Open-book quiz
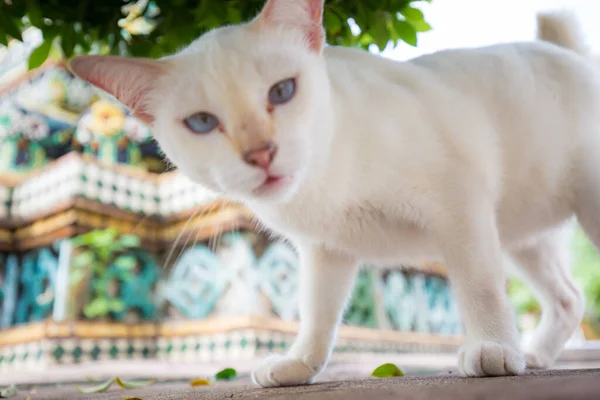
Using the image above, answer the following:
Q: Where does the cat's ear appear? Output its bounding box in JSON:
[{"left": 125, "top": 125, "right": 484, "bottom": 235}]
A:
[
  {"left": 255, "top": 0, "right": 325, "bottom": 53},
  {"left": 68, "top": 55, "right": 169, "bottom": 124}
]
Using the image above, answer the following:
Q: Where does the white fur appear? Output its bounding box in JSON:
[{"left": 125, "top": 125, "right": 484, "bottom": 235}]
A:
[{"left": 70, "top": 2, "right": 598, "bottom": 387}]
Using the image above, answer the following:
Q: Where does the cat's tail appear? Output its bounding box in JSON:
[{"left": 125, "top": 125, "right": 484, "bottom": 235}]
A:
[{"left": 536, "top": 10, "right": 589, "bottom": 55}]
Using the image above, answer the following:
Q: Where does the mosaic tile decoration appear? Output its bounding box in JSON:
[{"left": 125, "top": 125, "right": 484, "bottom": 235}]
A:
[
  {"left": 81, "top": 161, "right": 159, "bottom": 215},
  {"left": 157, "top": 172, "right": 220, "bottom": 217},
  {"left": 0, "top": 254, "right": 18, "bottom": 328},
  {"left": 0, "top": 325, "right": 461, "bottom": 372},
  {"left": 0, "top": 340, "right": 46, "bottom": 372},
  {"left": 10, "top": 154, "right": 83, "bottom": 220},
  {"left": 164, "top": 233, "right": 462, "bottom": 335},
  {"left": 0, "top": 184, "right": 11, "bottom": 221},
  {"left": 8, "top": 153, "right": 222, "bottom": 221},
  {"left": 0, "top": 62, "right": 167, "bottom": 175},
  {"left": 1, "top": 229, "right": 459, "bottom": 332}
]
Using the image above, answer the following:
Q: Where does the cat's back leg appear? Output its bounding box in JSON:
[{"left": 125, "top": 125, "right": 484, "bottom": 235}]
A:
[{"left": 508, "top": 224, "right": 584, "bottom": 369}]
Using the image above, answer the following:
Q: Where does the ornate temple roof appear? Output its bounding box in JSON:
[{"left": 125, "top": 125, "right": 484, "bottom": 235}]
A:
[
  {"left": 0, "top": 34, "right": 240, "bottom": 253},
  {"left": 0, "top": 52, "right": 163, "bottom": 175}
]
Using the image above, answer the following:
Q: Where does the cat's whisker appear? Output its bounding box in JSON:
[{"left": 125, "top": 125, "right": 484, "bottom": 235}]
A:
[
  {"left": 209, "top": 201, "right": 226, "bottom": 253},
  {"left": 195, "top": 199, "right": 223, "bottom": 253},
  {"left": 130, "top": 214, "right": 150, "bottom": 235},
  {"left": 168, "top": 196, "right": 224, "bottom": 269},
  {"left": 216, "top": 199, "right": 231, "bottom": 251},
  {"left": 190, "top": 217, "right": 206, "bottom": 251},
  {"left": 163, "top": 206, "right": 203, "bottom": 269},
  {"left": 169, "top": 211, "right": 206, "bottom": 271}
]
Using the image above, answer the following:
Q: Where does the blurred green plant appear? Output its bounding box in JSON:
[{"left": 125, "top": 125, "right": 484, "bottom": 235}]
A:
[
  {"left": 507, "top": 226, "right": 600, "bottom": 325},
  {"left": 507, "top": 277, "right": 540, "bottom": 317},
  {"left": 70, "top": 228, "right": 141, "bottom": 319},
  {"left": 0, "top": 0, "right": 432, "bottom": 70},
  {"left": 572, "top": 227, "right": 600, "bottom": 320}
]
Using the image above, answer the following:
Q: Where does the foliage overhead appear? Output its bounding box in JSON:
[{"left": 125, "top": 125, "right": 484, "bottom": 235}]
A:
[{"left": 0, "top": 0, "right": 432, "bottom": 70}]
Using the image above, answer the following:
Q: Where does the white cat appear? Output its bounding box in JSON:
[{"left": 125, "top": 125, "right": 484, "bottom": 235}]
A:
[{"left": 70, "top": 1, "right": 597, "bottom": 387}]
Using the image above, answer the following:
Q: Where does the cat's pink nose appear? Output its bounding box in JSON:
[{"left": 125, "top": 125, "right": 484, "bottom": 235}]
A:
[{"left": 243, "top": 142, "right": 278, "bottom": 170}]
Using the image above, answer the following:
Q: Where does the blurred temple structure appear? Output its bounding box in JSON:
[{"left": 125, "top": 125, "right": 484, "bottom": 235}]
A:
[{"left": 0, "top": 30, "right": 480, "bottom": 382}]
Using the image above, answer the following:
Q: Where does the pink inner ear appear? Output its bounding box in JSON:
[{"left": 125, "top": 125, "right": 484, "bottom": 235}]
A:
[
  {"left": 261, "top": 0, "right": 323, "bottom": 24},
  {"left": 307, "top": 0, "right": 323, "bottom": 23},
  {"left": 258, "top": 0, "right": 325, "bottom": 52},
  {"left": 69, "top": 55, "right": 167, "bottom": 124}
]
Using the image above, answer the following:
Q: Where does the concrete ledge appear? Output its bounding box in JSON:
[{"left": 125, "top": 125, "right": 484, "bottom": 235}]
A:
[{"left": 11, "top": 368, "right": 600, "bottom": 400}]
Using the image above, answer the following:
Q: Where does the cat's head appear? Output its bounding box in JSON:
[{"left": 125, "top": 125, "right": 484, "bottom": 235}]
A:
[{"left": 69, "top": 0, "right": 333, "bottom": 204}]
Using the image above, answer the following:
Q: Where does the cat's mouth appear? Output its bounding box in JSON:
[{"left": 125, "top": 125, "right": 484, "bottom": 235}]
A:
[{"left": 252, "top": 175, "right": 289, "bottom": 196}]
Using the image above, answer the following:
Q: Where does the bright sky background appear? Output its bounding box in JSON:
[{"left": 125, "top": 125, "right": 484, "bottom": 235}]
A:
[{"left": 383, "top": 0, "right": 600, "bottom": 61}]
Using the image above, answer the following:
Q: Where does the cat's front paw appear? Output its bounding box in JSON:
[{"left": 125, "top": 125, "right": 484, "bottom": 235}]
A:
[
  {"left": 251, "top": 354, "right": 323, "bottom": 388},
  {"left": 458, "top": 341, "right": 525, "bottom": 377}
]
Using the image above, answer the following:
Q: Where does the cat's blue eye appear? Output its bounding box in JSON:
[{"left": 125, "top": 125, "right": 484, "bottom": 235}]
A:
[
  {"left": 268, "top": 78, "right": 296, "bottom": 106},
  {"left": 183, "top": 112, "right": 219, "bottom": 134}
]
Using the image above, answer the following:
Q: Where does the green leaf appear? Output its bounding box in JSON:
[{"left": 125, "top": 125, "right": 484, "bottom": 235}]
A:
[
  {"left": 92, "top": 280, "right": 108, "bottom": 293},
  {"left": 226, "top": 7, "right": 242, "bottom": 24},
  {"left": 372, "top": 14, "right": 390, "bottom": 51},
  {"left": 400, "top": 6, "right": 424, "bottom": 21},
  {"left": 394, "top": 20, "right": 418, "bottom": 47},
  {"left": 0, "top": 385, "right": 17, "bottom": 398},
  {"left": 25, "top": 0, "right": 44, "bottom": 27},
  {"left": 74, "top": 378, "right": 115, "bottom": 394},
  {"left": 71, "top": 234, "right": 92, "bottom": 248},
  {"left": 109, "top": 299, "right": 126, "bottom": 313},
  {"left": 62, "top": 24, "right": 76, "bottom": 58},
  {"left": 77, "top": 33, "right": 92, "bottom": 53},
  {"left": 114, "top": 255, "right": 137, "bottom": 270},
  {"left": 119, "top": 234, "right": 141, "bottom": 248},
  {"left": 0, "top": 14, "right": 22, "bottom": 42},
  {"left": 408, "top": 19, "right": 432, "bottom": 33},
  {"left": 83, "top": 297, "right": 111, "bottom": 318},
  {"left": 68, "top": 268, "right": 87, "bottom": 285},
  {"left": 28, "top": 34, "right": 56, "bottom": 70},
  {"left": 73, "top": 250, "right": 94, "bottom": 267},
  {"left": 115, "top": 377, "right": 156, "bottom": 389},
  {"left": 324, "top": 9, "right": 342, "bottom": 34},
  {"left": 215, "top": 368, "right": 237, "bottom": 381},
  {"left": 97, "top": 247, "right": 113, "bottom": 262},
  {"left": 371, "top": 363, "right": 405, "bottom": 378},
  {"left": 119, "top": 272, "right": 136, "bottom": 281},
  {"left": 89, "top": 229, "right": 119, "bottom": 248},
  {"left": 0, "top": 25, "right": 8, "bottom": 46},
  {"left": 190, "top": 378, "right": 212, "bottom": 387}
]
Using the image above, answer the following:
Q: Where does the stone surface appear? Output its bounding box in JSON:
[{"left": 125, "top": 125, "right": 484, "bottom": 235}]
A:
[{"left": 11, "top": 368, "right": 600, "bottom": 400}]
